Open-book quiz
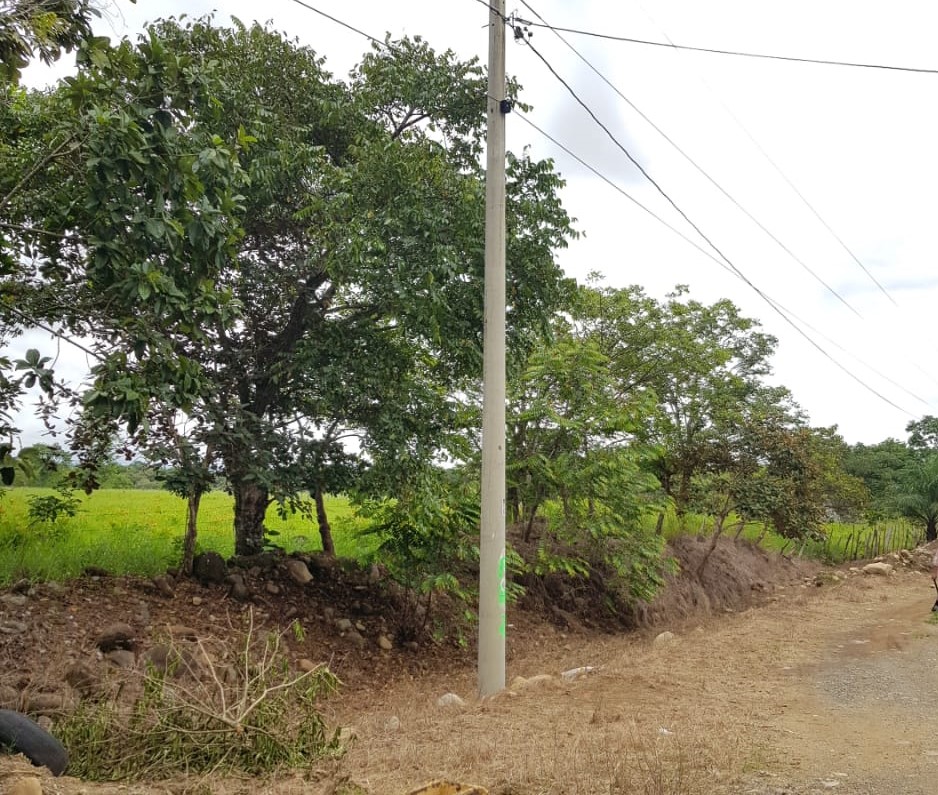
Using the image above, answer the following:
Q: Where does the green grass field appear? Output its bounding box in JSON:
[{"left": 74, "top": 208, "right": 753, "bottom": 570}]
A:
[
  {"left": 0, "top": 488, "right": 374, "bottom": 584},
  {"left": 0, "top": 488, "right": 924, "bottom": 585}
]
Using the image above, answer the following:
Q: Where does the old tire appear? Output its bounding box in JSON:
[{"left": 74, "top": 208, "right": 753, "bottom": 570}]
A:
[{"left": 0, "top": 709, "right": 68, "bottom": 775}]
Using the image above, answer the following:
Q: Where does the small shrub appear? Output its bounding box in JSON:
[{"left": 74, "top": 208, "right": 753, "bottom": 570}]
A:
[
  {"left": 54, "top": 610, "right": 341, "bottom": 780},
  {"left": 360, "top": 469, "right": 479, "bottom": 641},
  {"left": 27, "top": 484, "right": 80, "bottom": 526}
]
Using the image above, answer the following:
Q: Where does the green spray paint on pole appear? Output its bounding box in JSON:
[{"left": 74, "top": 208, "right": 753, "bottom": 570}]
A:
[{"left": 498, "top": 553, "right": 507, "bottom": 638}]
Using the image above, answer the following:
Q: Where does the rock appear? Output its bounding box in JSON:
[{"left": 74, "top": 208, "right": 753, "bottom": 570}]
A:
[
  {"left": 96, "top": 622, "right": 136, "bottom": 653},
  {"left": 297, "top": 658, "right": 320, "bottom": 673},
  {"left": 0, "top": 684, "right": 20, "bottom": 708},
  {"left": 437, "top": 692, "right": 467, "bottom": 708},
  {"left": 7, "top": 777, "right": 42, "bottom": 795},
  {"left": 335, "top": 618, "right": 354, "bottom": 633},
  {"left": 653, "top": 631, "right": 676, "bottom": 647},
  {"left": 226, "top": 573, "right": 248, "bottom": 601},
  {"left": 151, "top": 574, "right": 175, "bottom": 598},
  {"left": 191, "top": 596, "right": 203, "bottom": 606},
  {"left": 322, "top": 606, "right": 335, "bottom": 621},
  {"left": 285, "top": 559, "right": 313, "bottom": 585},
  {"left": 345, "top": 630, "right": 366, "bottom": 647},
  {"left": 83, "top": 565, "right": 109, "bottom": 578},
  {"left": 385, "top": 715, "right": 401, "bottom": 732},
  {"left": 192, "top": 551, "right": 228, "bottom": 585},
  {"left": 0, "top": 594, "right": 27, "bottom": 607},
  {"left": 25, "top": 692, "right": 64, "bottom": 713},
  {"left": 65, "top": 661, "right": 101, "bottom": 697},
  {"left": 862, "top": 562, "right": 893, "bottom": 576},
  {"left": 42, "top": 581, "right": 64, "bottom": 596},
  {"left": 510, "top": 674, "right": 555, "bottom": 691},
  {"left": 106, "top": 649, "right": 136, "bottom": 668},
  {"left": 10, "top": 578, "right": 31, "bottom": 594},
  {"left": 377, "top": 634, "right": 393, "bottom": 651},
  {"left": 143, "top": 645, "right": 171, "bottom": 673},
  {"left": 0, "top": 620, "right": 28, "bottom": 634},
  {"left": 307, "top": 554, "right": 339, "bottom": 578},
  {"left": 560, "top": 666, "right": 596, "bottom": 682},
  {"left": 265, "top": 581, "right": 281, "bottom": 595},
  {"left": 355, "top": 621, "right": 366, "bottom": 633}
]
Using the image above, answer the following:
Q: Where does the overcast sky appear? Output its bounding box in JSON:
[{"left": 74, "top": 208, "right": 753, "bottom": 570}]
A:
[{"left": 15, "top": 0, "right": 938, "bottom": 446}]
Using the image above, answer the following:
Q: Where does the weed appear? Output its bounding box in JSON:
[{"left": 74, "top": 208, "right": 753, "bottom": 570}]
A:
[{"left": 54, "top": 609, "right": 341, "bottom": 780}]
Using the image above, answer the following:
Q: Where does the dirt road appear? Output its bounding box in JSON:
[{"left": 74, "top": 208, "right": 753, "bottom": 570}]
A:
[{"left": 335, "top": 566, "right": 938, "bottom": 794}]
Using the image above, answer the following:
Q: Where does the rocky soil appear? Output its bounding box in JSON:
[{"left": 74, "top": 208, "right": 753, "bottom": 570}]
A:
[{"left": 0, "top": 538, "right": 935, "bottom": 794}]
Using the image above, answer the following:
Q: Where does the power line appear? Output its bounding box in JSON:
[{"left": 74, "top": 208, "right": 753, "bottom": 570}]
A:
[
  {"left": 269, "top": 0, "right": 922, "bottom": 417},
  {"left": 514, "top": 111, "right": 929, "bottom": 410},
  {"left": 515, "top": 32, "right": 916, "bottom": 416},
  {"left": 516, "top": 0, "right": 865, "bottom": 319},
  {"left": 285, "top": 0, "right": 386, "bottom": 48},
  {"left": 631, "top": 0, "right": 897, "bottom": 306},
  {"left": 511, "top": 17, "right": 938, "bottom": 75}
]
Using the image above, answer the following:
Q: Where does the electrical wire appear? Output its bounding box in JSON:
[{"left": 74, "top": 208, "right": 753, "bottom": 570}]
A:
[
  {"left": 268, "top": 0, "right": 924, "bottom": 417},
  {"left": 631, "top": 0, "right": 897, "bottom": 306},
  {"left": 285, "top": 0, "right": 386, "bottom": 48},
  {"left": 514, "top": 111, "right": 929, "bottom": 409},
  {"left": 516, "top": 0, "right": 865, "bottom": 319},
  {"left": 515, "top": 33, "right": 916, "bottom": 415},
  {"left": 510, "top": 16, "right": 938, "bottom": 75},
  {"left": 2, "top": 303, "right": 101, "bottom": 361}
]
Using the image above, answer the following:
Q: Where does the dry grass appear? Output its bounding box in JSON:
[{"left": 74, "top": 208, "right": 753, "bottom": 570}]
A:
[
  {"left": 331, "top": 629, "right": 755, "bottom": 795},
  {"left": 330, "top": 570, "right": 932, "bottom": 794}
]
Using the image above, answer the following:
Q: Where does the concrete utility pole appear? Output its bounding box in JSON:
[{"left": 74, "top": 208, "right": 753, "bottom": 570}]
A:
[{"left": 479, "top": 0, "right": 507, "bottom": 698}]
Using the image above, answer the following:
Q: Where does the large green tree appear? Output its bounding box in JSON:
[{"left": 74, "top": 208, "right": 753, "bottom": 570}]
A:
[
  {"left": 2, "top": 18, "right": 575, "bottom": 555},
  {"left": 843, "top": 438, "right": 912, "bottom": 519}
]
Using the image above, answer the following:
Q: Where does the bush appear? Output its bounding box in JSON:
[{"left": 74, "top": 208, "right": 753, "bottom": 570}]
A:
[
  {"left": 360, "top": 469, "right": 479, "bottom": 641},
  {"left": 54, "top": 610, "right": 340, "bottom": 780}
]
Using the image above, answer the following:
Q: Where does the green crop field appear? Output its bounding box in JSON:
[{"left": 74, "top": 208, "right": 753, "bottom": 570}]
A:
[{"left": 0, "top": 488, "right": 375, "bottom": 584}]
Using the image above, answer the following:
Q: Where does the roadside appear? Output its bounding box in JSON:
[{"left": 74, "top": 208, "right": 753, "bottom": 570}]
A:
[{"left": 1, "top": 543, "right": 937, "bottom": 793}]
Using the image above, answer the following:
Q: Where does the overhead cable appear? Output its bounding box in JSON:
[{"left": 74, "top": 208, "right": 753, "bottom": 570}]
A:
[
  {"left": 516, "top": 0, "right": 865, "bottom": 319},
  {"left": 511, "top": 16, "right": 938, "bottom": 75},
  {"left": 515, "top": 32, "right": 915, "bottom": 415}
]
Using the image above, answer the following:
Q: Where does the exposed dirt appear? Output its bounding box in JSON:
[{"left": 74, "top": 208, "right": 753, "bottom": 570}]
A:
[{"left": 0, "top": 538, "right": 936, "bottom": 794}]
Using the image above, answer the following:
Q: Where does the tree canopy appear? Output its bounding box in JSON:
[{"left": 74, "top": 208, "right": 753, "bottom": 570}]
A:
[{"left": 1, "top": 17, "right": 575, "bottom": 553}]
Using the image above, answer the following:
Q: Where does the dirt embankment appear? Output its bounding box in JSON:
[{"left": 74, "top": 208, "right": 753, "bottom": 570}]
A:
[{"left": 1, "top": 537, "right": 934, "bottom": 794}]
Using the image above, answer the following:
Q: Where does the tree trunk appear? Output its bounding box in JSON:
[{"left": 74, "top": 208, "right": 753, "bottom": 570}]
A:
[
  {"left": 654, "top": 511, "right": 665, "bottom": 536},
  {"left": 233, "top": 480, "right": 269, "bottom": 555},
  {"left": 506, "top": 485, "right": 521, "bottom": 525},
  {"left": 676, "top": 472, "right": 691, "bottom": 525},
  {"left": 522, "top": 502, "right": 541, "bottom": 543},
  {"left": 696, "top": 515, "right": 725, "bottom": 577},
  {"left": 181, "top": 490, "right": 202, "bottom": 576},
  {"left": 314, "top": 482, "right": 336, "bottom": 557},
  {"left": 927, "top": 516, "right": 937, "bottom": 542}
]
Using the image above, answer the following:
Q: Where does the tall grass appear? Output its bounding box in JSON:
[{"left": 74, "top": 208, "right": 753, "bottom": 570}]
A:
[{"left": 0, "top": 488, "right": 374, "bottom": 584}]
